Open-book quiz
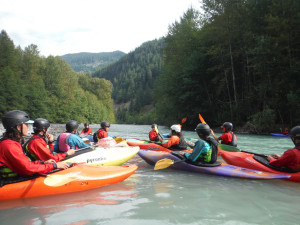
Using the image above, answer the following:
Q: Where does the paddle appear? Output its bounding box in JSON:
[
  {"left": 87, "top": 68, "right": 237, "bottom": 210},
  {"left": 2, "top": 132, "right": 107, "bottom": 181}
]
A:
[
  {"left": 198, "top": 114, "right": 207, "bottom": 124},
  {"left": 154, "top": 124, "right": 164, "bottom": 140},
  {"left": 154, "top": 158, "right": 186, "bottom": 170},
  {"left": 44, "top": 174, "right": 80, "bottom": 187},
  {"left": 218, "top": 144, "right": 267, "bottom": 157}
]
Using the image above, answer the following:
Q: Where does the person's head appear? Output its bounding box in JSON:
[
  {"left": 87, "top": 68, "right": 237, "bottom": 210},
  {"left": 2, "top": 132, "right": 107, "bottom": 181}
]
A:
[
  {"left": 66, "top": 120, "right": 79, "bottom": 133},
  {"left": 290, "top": 126, "right": 300, "bottom": 146},
  {"left": 170, "top": 124, "right": 181, "bottom": 136},
  {"left": 151, "top": 124, "right": 157, "bottom": 131},
  {"left": 221, "top": 122, "right": 233, "bottom": 132},
  {"left": 195, "top": 123, "right": 211, "bottom": 139},
  {"left": 101, "top": 121, "right": 110, "bottom": 131},
  {"left": 2, "top": 110, "right": 34, "bottom": 139},
  {"left": 84, "top": 123, "right": 89, "bottom": 128},
  {"left": 33, "top": 118, "right": 50, "bottom": 135}
]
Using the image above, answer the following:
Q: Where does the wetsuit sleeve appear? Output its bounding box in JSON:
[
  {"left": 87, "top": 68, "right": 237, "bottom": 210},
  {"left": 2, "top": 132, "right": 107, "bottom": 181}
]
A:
[
  {"left": 68, "top": 135, "right": 90, "bottom": 149},
  {"left": 269, "top": 149, "right": 295, "bottom": 167},
  {"left": 28, "top": 138, "right": 66, "bottom": 162},
  {"left": 162, "top": 136, "right": 180, "bottom": 148},
  {"left": 2, "top": 141, "right": 54, "bottom": 176},
  {"left": 185, "top": 140, "right": 210, "bottom": 162}
]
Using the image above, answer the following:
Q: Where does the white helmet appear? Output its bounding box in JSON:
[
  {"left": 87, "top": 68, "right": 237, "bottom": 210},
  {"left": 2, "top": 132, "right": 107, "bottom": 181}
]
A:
[{"left": 170, "top": 124, "right": 181, "bottom": 133}]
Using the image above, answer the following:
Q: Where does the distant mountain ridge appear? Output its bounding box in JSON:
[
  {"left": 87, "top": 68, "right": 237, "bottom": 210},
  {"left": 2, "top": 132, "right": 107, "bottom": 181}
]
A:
[{"left": 61, "top": 51, "right": 126, "bottom": 73}]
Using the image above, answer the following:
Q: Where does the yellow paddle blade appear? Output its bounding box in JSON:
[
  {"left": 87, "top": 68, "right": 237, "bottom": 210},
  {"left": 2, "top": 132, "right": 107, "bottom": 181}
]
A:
[
  {"left": 114, "top": 137, "right": 123, "bottom": 143},
  {"left": 154, "top": 125, "right": 159, "bottom": 134},
  {"left": 44, "top": 174, "right": 79, "bottom": 187},
  {"left": 154, "top": 158, "right": 175, "bottom": 170},
  {"left": 198, "top": 114, "right": 207, "bottom": 124}
]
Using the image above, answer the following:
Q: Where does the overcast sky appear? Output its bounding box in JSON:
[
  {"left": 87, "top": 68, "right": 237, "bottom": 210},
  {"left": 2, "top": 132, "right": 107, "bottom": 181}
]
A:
[{"left": 1, "top": 0, "right": 201, "bottom": 57}]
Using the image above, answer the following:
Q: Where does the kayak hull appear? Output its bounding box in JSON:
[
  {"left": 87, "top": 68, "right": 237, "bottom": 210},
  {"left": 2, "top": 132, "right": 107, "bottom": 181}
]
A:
[
  {"left": 220, "top": 151, "right": 299, "bottom": 182},
  {"left": 0, "top": 164, "right": 138, "bottom": 200},
  {"left": 138, "top": 150, "right": 289, "bottom": 180},
  {"left": 63, "top": 146, "right": 139, "bottom": 166},
  {"left": 270, "top": 133, "right": 290, "bottom": 137}
]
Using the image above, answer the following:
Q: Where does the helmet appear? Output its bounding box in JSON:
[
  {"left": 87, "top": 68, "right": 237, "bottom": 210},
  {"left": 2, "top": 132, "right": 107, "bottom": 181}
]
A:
[
  {"left": 84, "top": 123, "right": 89, "bottom": 126},
  {"left": 66, "top": 120, "right": 79, "bottom": 132},
  {"left": 290, "top": 126, "right": 300, "bottom": 138},
  {"left": 222, "top": 122, "right": 233, "bottom": 131},
  {"left": 151, "top": 124, "right": 157, "bottom": 128},
  {"left": 101, "top": 121, "right": 110, "bottom": 128},
  {"left": 2, "top": 110, "right": 34, "bottom": 131},
  {"left": 33, "top": 118, "right": 50, "bottom": 131},
  {"left": 170, "top": 124, "right": 181, "bottom": 133},
  {"left": 195, "top": 123, "right": 211, "bottom": 136}
]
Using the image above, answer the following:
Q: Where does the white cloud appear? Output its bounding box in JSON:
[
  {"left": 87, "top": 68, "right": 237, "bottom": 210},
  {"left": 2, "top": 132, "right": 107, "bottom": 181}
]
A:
[{"left": 0, "top": 0, "right": 201, "bottom": 56}]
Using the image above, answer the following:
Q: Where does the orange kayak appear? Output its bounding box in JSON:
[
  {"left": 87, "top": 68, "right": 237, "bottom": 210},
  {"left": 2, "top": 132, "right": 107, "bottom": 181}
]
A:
[{"left": 0, "top": 164, "right": 138, "bottom": 200}]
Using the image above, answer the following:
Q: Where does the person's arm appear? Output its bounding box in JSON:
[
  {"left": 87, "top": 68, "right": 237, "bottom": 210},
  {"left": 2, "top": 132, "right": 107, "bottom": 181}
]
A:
[
  {"left": 185, "top": 140, "right": 209, "bottom": 162},
  {"left": 68, "top": 135, "right": 90, "bottom": 149},
  {"left": 210, "top": 129, "right": 219, "bottom": 142},
  {"left": 269, "top": 149, "right": 294, "bottom": 167},
  {"left": 4, "top": 142, "right": 55, "bottom": 176}
]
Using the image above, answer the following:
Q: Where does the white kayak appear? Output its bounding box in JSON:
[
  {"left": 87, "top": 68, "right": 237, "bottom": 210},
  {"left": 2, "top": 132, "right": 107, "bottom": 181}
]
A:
[{"left": 63, "top": 146, "right": 139, "bottom": 166}]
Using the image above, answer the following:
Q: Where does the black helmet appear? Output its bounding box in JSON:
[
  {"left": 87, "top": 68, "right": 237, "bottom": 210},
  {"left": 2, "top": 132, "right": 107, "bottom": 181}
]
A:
[
  {"left": 66, "top": 120, "right": 79, "bottom": 132},
  {"left": 222, "top": 122, "right": 233, "bottom": 131},
  {"left": 84, "top": 123, "right": 89, "bottom": 126},
  {"left": 101, "top": 121, "right": 110, "bottom": 128},
  {"left": 195, "top": 123, "right": 211, "bottom": 136},
  {"left": 290, "top": 126, "right": 300, "bottom": 138},
  {"left": 33, "top": 118, "right": 50, "bottom": 131},
  {"left": 151, "top": 124, "right": 157, "bottom": 128},
  {"left": 2, "top": 110, "right": 34, "bottom": 131}
]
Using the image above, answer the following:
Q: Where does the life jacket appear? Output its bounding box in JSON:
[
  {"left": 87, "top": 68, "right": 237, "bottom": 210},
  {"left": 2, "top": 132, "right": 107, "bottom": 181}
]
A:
[
  {"left": 169, "top": 135, "right": 188, "bottom": 150},
  {"left": 221, "top": 131, "right": 237, "bottom": 147},
  {"left": 93, "top": 128, "right": 106, "bottom": 142},
  {"left": 22, "top": 135, "right": 54, "bottom": 161},
  {"left": 58, "top": 133, "right": 72, "bottom": 152},
  {"left": 204, "top": 138, "right": 218, "bottom": 163},
  {"left": 0, "top": 138, "right": 23, "bottom": 178}
]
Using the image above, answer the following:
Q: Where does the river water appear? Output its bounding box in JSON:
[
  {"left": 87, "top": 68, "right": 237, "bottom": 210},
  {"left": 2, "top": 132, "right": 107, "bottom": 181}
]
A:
[{"left": 1, "top": 124, "right": 299, "bottom": 225}]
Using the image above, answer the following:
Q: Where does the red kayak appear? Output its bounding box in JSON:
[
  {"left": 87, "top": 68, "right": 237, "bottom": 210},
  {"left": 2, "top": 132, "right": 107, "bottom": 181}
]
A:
[{"left": 220, "top": 150, "right": 300, "bottom": 182}]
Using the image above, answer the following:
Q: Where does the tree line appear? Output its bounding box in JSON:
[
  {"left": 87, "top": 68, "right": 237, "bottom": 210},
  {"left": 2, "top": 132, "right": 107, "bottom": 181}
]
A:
[
  {"left": 0, "top": 30, "right": 115, "bottom": 124},
  {"left": 155, "top": 0, "right": 300, "bottom": 133}
]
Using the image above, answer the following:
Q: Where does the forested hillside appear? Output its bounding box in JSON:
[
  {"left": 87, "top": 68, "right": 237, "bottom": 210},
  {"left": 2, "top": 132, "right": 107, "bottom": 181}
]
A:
[
  {"left": 61, "top": 51, "right": 126, "bottom": 73},
  {"left": 155, "top": 0, "right": 300, "bottom": 133},
  {"left": 93, "top": 39, "right": 164, "bottom": 124},
  {"left": 0, "top": 30, "right": 115, "bottom": 123}
]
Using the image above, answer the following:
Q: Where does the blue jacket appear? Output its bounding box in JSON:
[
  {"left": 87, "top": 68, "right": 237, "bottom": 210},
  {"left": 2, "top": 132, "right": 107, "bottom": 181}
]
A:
[{"left": 54, "top": 133, "right": 90, "bottom": 153}]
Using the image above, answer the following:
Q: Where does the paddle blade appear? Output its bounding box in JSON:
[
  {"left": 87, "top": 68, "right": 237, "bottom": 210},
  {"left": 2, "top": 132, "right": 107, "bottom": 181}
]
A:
[
  {"left": 198, "top": 114, "right": 207, "bottom": 124},
  {"left": 154, "top": 158, "right": 175, "bottom": 170},
  {"left": 44, "top": 175, "right": 79, "bottom": 187},
  {"left": 181, "top": 117, "right": 187, "bottom": 124}
]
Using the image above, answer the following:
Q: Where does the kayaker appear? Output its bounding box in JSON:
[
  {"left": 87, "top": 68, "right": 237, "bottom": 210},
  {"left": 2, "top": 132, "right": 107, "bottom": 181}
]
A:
[
  {"left": 210, "top": 122, "right": 237, "bottom": 147},
  {"left": 0, "top": 110, "right": 70, "bottom": 178},
  {"left": 80, "top": 123, "right": 92, "bottom": 135},
  {"left": 282, "top": 128, "right": 289, "bottom": 135},
  {"left": 161, "top": 124, "right": 187, "bottom": 150},
  {"left": 183, "top": 123, "right": 218, "bottom": 164},
  {"left": 267, "top": 126, "right": 300, "bottom": 171},
  {"left": 149, "top": 124, "right": 163, "bottom": 142},
  {"left": 93, "top": 121, "right": 110, "bottom": 142},
  {"left": 54, "top": 120, "right": 90, "bottom": 153},
  {"left": 25, "top": 118, "right": 75, "bottom": 162}
]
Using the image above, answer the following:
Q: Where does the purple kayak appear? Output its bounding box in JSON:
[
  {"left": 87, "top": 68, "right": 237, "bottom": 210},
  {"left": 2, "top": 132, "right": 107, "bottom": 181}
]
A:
[
  {"left": 138, "top": 150, "right": 290, "bottom": 180},
  {"left": 270, "top": 133, "right": 291, "bottom": 137}
]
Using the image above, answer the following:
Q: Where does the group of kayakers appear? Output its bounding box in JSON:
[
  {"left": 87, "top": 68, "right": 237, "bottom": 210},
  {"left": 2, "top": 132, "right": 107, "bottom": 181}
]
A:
[
  {"left": 0, "top": 110, "right": 110, "bottom": 180},
  {"left": 1, "top": 109, "right": 300, "bottom": 181},
  {"left": 149, "top": 121, "right": 300, "bottom": 172}
]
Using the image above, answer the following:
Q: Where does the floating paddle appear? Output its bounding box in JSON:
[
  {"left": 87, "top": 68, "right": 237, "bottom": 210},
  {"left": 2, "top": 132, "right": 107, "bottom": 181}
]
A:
[{"left": 154, "top": 158, "right": 186, "bottom": 170}]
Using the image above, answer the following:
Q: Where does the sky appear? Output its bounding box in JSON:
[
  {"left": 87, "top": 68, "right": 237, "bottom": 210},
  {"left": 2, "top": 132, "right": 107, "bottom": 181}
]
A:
[{"left": 1, "top": 0, "right": 201, "bottom": 57}]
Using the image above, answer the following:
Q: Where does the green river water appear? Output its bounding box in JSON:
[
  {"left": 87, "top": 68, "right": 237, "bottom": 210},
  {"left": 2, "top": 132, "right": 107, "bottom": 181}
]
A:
[{"left": 0, "top": 124, "right": 299, "bottom": 225}]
